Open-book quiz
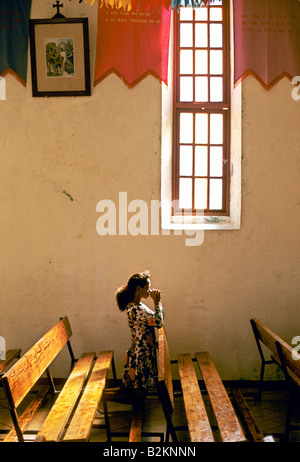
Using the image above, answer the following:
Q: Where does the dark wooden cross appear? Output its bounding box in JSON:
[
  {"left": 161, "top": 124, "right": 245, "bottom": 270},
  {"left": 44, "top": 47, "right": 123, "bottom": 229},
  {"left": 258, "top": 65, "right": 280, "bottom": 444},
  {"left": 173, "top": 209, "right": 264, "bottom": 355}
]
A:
[{"left": 52, "top": 1, "right": 65, "bottom": 18}]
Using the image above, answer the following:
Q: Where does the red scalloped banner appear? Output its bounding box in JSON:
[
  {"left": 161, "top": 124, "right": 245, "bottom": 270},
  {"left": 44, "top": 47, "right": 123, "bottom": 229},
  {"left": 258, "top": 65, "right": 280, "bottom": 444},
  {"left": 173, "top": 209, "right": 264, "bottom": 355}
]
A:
[
  {"left": 94, "top": 4, "right": 171, "bottom": 88},
  {"left": 233, "top": 0, "right": 300, "bottom": 90}
]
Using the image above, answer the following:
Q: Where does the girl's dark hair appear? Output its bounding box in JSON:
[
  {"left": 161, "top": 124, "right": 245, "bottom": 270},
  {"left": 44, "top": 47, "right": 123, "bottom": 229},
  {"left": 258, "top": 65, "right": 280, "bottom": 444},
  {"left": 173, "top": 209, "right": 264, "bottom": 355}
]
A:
[{"left": 116, "top": 270, "right": 150, "bottom": 311}]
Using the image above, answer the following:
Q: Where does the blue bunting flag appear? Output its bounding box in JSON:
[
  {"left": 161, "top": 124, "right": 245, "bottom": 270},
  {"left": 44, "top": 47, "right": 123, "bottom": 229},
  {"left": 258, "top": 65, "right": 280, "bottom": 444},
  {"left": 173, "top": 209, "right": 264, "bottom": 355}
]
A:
[{"left": 0, "top": 0, "right": 32, "bottom": 84}]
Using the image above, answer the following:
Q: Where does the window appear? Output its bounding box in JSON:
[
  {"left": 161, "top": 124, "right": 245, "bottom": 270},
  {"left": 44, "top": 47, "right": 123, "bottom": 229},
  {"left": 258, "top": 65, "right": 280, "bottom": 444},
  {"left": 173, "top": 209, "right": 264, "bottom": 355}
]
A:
[
  {"left": 161, "top": 0, "right": 241, "bottom": 230},
  {"left": 173, "top": 0, "right": 230, "bottom": 216}
]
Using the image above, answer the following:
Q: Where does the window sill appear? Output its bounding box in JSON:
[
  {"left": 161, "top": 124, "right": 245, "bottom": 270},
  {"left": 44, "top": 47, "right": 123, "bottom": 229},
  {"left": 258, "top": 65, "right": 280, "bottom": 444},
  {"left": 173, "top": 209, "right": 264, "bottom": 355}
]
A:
[{"left": 161, "top": 209, "right": 241, "bottom": 231}]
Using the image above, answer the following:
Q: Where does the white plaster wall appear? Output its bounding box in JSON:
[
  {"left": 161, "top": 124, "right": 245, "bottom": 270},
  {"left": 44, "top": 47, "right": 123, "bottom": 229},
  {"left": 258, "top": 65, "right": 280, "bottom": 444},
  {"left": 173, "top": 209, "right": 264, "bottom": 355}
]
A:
[{"left": 0, "top": 0, "right": 299, "bottom": 380}]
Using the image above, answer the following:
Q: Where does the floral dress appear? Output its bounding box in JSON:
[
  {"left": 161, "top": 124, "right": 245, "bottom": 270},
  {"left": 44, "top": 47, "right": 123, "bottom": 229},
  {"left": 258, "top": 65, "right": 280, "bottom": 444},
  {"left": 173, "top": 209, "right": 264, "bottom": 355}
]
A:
[{"left": 122, "top": 301, "right": 164, "bottom": 390}]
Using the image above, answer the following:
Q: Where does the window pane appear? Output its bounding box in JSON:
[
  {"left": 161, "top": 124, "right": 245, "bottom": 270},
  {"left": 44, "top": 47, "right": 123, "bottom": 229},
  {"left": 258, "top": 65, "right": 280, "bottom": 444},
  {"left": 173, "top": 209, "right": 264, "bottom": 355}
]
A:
[
  {"left": 210, "top": 7, "right": 223, "bottom": 21},
  {"left": 210, "top": 77, "right": 223, "bottom": 101},
  {"left": 210, "top": 146, "right": 223, "bottom": 177},
  {"left": 180, "top": 145, "right": 193, "bottom": 176},
  {"left": 180, "top": 76, "right": 193, "bottom": 102},
  {"left": 195, "top": 113, "right": 208, "bottom": 144},
  {"left": 195, "top": 77, "right": 208, "bottom": 102},
  {"left": 195, "top": 146, "right": 208, "bottom": 176},
  {"left": 210, "top": 23, "right": 223, "bottom": 48},
  {"left": 175, "top": 0, "right": 228, "bottom": 215},
  {"left": 195, "top": 23, "right": 208, "bottom": 48},
  {"left": 210, "top": 50, "right": 223, "bottom": 75},
  {"left": 179, "top": 178, "right": 193, "bottom": 209},
  {"left": 180, "top": 50, "right": 193, "bottom": 74},
  {"left": 210, "top": 114, "right": 223, "bottom": 144},
  {"left": 195, "top": 50, "right": 208, "bottom": 75},
  {"left": 195, "top": 179, "right": 208, "bottom": 209},
  {"left": 209, "top": 179, "right": 223, "bottom": 209},
  {"left": 180, "top": 8, "right": 193, "bottom": 21},
  {"left": 180, "top": 113, "right": 194, "bottom": 143},
  {"left": 180, "top": 23, "right": 193, "bottom": 47},
  {"left": 195, "top": 7, "right": 208, "bottom": 21}
]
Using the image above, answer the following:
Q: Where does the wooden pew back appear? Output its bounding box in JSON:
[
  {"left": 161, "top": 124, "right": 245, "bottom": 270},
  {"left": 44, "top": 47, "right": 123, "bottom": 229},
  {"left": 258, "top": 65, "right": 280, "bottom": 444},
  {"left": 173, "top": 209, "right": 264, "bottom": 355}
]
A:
[
  {"left": 250, "top": 317, "right": 300, "bottom": 406},
  {"left": 157, "top": 327, "right": 174, "bottom": 411},
  {"left": 275, "top": 340, "right": 300, "bottom": 441},
  {"left": 156, "top": 327, "right": 178, "bottom": 441},
  {"left": 250, "top": 318, "right": 289, "bottom": 357},
  {"left": 1, "top": 317, "right": 72, "bottom": 408}
]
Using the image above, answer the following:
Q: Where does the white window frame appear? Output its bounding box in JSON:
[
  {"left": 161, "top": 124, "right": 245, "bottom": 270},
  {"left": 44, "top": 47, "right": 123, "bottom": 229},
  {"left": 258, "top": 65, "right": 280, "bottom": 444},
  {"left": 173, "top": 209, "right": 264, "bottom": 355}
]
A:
[{"left": 161, "top": 1, "right": 241, "bottom": 231}]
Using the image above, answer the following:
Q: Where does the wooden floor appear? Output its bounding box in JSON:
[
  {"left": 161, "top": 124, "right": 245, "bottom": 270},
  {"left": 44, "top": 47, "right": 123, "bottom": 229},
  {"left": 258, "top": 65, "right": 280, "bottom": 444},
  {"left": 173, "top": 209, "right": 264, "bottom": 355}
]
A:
[{"left": 0, "top": 385, "right": 299, "bottom": 442}]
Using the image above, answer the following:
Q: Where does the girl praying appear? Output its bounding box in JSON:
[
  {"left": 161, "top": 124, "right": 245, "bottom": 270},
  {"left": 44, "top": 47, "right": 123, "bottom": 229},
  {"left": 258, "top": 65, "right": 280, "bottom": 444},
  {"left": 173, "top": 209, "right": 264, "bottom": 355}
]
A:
[{"left": 115, "top": 271, "right": 164, "bottom": 399}]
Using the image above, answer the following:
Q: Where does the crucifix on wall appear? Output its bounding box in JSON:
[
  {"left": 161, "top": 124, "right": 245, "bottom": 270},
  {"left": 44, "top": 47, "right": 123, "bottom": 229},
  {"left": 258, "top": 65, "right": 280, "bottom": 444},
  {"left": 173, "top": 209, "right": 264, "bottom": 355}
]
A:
[{"left": 52, "top": 1, "right": 66, "bottom": 18}]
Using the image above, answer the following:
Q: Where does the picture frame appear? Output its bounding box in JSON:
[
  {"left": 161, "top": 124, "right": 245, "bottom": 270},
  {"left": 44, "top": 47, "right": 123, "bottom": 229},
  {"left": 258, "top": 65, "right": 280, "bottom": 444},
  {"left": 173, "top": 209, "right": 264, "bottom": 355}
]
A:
[{"left": 29, "top": 18, "right": 91, "bottom": 97}]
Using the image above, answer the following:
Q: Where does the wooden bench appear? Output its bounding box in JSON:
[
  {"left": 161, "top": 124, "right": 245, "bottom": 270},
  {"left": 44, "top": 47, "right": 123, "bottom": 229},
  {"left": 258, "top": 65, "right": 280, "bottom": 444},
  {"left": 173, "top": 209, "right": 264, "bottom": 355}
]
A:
[
  {"left": 156, "top": 327, "right": 246, "bottom": 442},
  {"left": 250, "top": 318, "right": 299, "bottom": 400},
  {"left": 0, "top": 349, "right": 22, "bottom": 375},
  {"left": 250, "top": 317, "right": 300, "bottom": 441},
  {"left": 1, "top": 317, "right": 116, "bottom": 442},
  {"left": 275, "top": 339, "right": 300, "bottom": 440}
]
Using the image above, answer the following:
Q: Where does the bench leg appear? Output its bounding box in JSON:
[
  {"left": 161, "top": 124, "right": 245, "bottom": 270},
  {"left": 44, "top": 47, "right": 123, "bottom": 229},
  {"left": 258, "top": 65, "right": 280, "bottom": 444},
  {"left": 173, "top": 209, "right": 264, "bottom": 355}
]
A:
[
  {"left": 159, "top": 400, "right": 178, "bottom": 442},
  {"left": 257, "top": 359, "right": 275, "bottom": 401},
  {"left": 2, "top": 385, "right": 24, "bottom": 442},
  {"left": 111, "top": 357, "right": 118, "bottom": 384},
  {"left": 166, "top": 423, "right": 172, "bottom": 442},
  {"left": 8, "top": 407, "right": 24, "bottom": 442},
  {"left": 102, "top": 395, "right": 112, "bottom": 442},
  {"left": 257, "top": 362, "right": 265, "bottom": 401}
]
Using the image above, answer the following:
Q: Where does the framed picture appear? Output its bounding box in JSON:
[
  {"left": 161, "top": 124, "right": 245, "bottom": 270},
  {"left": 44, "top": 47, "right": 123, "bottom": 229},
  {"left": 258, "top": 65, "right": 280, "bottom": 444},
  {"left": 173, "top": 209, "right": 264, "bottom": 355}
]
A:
[{"left": 29, "top": 18, "right": 91, "bottom": 97}]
